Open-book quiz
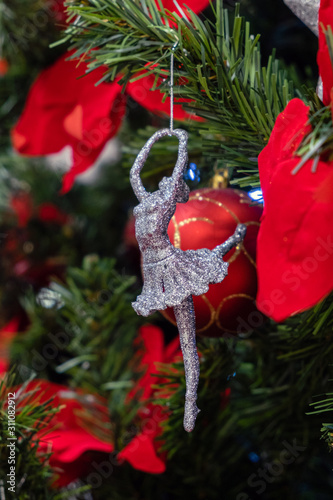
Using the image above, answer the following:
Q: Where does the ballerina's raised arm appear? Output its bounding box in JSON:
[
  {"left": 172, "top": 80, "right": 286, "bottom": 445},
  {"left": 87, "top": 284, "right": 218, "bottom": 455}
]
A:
[
  {"left": 129, "top": 144, "right": 150, "bottom": 202},
  {"left": 130, "top": 128, "right": 189, "bottom": 202}
]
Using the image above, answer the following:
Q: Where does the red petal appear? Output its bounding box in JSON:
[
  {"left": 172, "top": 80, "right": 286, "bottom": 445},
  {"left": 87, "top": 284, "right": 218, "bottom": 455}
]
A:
[
  {"left": 40, "top": 429, "right": 113, "bottom": 463},
  {"left": 257, "top": 102, "right": 333, "bottom": 320},
  {"left": 133, "top": 325, "right": 164, "bottom": 401},
  {"left": 17, "top": 380, "right": 113, "bottom": 487},
  {"left": 12, "top": 52, "right": 126, "bottom": 193},
  {"left": 118, "top": 432, "right": 166, "bottom": 474},
  {"left": 258, "top": 98, "right": 311, "bottom": 197}
]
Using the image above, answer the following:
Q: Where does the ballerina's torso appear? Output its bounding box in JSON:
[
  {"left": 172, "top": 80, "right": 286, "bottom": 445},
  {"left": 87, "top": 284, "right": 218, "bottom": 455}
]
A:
[{"left": 133, "top": 190, "right": 176, "bottom": 264}]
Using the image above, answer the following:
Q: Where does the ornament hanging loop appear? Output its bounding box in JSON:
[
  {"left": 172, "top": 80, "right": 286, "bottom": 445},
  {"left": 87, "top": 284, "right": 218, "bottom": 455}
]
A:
[{"left": 169, "top": 41, "right": 179, "bottom": 133}]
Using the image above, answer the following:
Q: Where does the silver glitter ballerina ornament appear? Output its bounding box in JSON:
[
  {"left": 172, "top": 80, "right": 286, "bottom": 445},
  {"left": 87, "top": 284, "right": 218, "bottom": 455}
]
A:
[
  {"left": 130, "top": 37, "right": 245, "bottom": 432},
  {"left": 130, "top": 127, "right": 246, "bottom": 432}
]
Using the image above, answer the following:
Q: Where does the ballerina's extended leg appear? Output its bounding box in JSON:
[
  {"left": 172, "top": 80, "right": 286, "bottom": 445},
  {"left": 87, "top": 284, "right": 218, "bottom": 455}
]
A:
[{"left": 173, "top": 295, "right": 200, "bottom": 432}]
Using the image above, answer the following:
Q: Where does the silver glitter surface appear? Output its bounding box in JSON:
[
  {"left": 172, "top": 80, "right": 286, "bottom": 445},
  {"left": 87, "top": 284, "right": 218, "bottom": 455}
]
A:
[
  {"left": 282, "top": 2, "right": 323, "bottom": 103},
  {"left": 130, "top": 127, "right": 246, "bottom": 432},
  {"left": 283, "top": 0, "right": 320, "bottom": 35},
  {"left": 317, "top": 76, "right": 324, "bottom": 101}
]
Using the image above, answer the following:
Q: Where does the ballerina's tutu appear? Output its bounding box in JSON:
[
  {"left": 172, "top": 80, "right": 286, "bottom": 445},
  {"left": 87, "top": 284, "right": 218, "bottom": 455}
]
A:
[{"left": 132, "top": 247, "right": 228, "bottom": 317}]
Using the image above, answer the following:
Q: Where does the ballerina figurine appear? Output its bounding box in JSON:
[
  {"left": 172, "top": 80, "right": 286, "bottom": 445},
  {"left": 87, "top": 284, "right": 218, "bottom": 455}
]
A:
[{"left": 130, "top": 127, "right": 246, "bottom": 432}]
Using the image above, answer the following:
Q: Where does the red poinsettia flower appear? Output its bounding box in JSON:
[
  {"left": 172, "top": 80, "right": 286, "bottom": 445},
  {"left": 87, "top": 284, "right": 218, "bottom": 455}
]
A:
[
  {"left": 318, "top": 0, "right": 333, "bottom": 105},
  {"left": 12, "top": 1, "right": 210, "bottom": 193},
  {"left": 256, "top": 98, "right": 333, "bottom": 321},
  {"left": 118, "top": 404, "right": 167, "bottom": 474},
  {"left": 119, "top": 324, "right": 181, "bottom": 473},
  {"left": 12, "top": 51, "right": 127, "bottom": 193},
  {"left": 16, "top": 380, "right": 113, "bottom": 487},
  {"left": 131, "top": 324, "right": 181, "bottom": 401},
  {"left": 10, "top": 327, "right": 180, "bottom": 484}
]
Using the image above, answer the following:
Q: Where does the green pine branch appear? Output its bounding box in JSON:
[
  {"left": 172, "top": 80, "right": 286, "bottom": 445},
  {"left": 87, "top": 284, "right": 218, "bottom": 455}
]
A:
[
  {"left": 10, "top": 255, "right": 147, "bottom": 449},
  {"left": 0, "top": 369, "right": 89, "bottom": 499},
  {"left": 151, "top": 293, "right": 333, "bottom": 498},
  {"left": 58, "top": 0, "right": 302, "bottom": 186}
]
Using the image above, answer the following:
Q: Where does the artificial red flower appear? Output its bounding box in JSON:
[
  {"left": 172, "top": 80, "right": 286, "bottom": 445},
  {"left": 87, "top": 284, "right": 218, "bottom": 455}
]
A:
[
  {"left": 12, "top": 51, "right": 127, "bottom": 193},
  {"left": 119, "top": 324, "right": 181, "bottom": 474},
  {"left": 318, "top": 0, "right": 333, "bottom": 105},
  {"left": 256, "top": 98, "right": 333, "bottom": 321},
  {"left": 10, "top": 328, "right": 180, "bottom": 484},
  {"left": 12, "top": 0, "right": 210, "bottom": 193},
  {"left": 132, "top": 324, "right": 181, "bottom": 401},
  {"left": 118, "top": 404, "right": 166, "bottom": 474},
  {"left": 18, "top": 380, "right": 113, "bottom": 487},
  {"left": 0, "top": 318, "right": 20, "bottom": 375}
]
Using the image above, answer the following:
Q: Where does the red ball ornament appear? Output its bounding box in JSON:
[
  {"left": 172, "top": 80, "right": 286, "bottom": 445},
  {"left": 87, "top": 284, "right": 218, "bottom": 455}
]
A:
[{"left": 162, "top": 188, "right": 263, "bottom": 337}]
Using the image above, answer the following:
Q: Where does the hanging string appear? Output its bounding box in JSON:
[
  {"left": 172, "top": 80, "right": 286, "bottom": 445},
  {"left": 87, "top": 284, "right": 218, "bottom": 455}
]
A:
[
  {"left": 169, "top": 41, "right": 178, "bottom": 132},
  {"left": 169, "top": 0, "right": 186, "bottom": 131}
]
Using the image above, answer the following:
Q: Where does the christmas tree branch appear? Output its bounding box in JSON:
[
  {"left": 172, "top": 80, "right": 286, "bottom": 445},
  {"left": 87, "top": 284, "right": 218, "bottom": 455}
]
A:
[
  {"left": 0, "top": 0, "right": 64, "bottom": 64},
  {"left": 59, "top": 0, "right": 300, "bottom": 184},
  {"left": 11, "top": 256, "right": 146, "bottom": 446}
]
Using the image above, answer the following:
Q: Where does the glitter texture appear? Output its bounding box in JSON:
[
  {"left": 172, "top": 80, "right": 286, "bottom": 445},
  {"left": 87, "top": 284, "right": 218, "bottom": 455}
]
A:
[
  {"left": 283, "top": 0, "right": 320, "bottom": 35},
  {"left": 130, "top": 127, "right": 246, "bottom": 431},
  {"left": 317, "top": 77, "right": 323, "bottom": 101}
]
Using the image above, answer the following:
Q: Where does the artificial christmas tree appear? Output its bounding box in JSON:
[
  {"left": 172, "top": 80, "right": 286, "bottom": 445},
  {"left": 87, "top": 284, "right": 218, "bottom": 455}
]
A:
[{"left": 1, "top": 0, "right": 333, "bottom": 499}]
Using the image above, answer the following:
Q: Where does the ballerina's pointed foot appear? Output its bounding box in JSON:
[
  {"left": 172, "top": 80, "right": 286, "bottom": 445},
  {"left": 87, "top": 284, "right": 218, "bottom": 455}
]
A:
[
  {"left": 183, "top": 396, "right": 200, "bottom": 432},
  {"left": 235, "top": 223, "right": 247, "bottom": 243}
]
